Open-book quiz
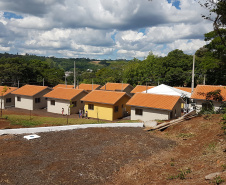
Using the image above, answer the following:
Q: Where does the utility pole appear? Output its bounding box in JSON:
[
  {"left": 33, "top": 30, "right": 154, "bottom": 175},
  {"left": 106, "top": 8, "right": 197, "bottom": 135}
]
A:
[
  {"left": 74, "top": 61, "right": 76, "bottom": 89},
  {"left": 191, "top": 55, "right": 195, "bottom": 94},
  {"left": 65, "top": 75, "right": 67, "bottom": 88},
  {"left": 203, "top": 74, "right": 206, "bottom": 85}
]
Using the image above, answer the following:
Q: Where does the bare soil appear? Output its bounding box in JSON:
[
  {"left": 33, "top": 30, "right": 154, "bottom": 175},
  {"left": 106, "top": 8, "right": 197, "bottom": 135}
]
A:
[{"left": 0, "top": 109, "right": 226, "bottom": 185}]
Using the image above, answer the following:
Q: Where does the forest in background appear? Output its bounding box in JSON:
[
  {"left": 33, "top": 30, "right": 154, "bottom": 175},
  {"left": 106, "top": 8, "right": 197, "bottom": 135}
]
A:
[{"left": 0, "top": 43, "right": 225, "bottom": 88}]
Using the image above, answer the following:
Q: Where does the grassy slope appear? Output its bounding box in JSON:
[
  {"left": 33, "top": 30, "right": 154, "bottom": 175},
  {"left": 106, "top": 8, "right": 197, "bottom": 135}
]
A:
[{"left": 109, "top": 114, "right": 226, "bottom": 185}]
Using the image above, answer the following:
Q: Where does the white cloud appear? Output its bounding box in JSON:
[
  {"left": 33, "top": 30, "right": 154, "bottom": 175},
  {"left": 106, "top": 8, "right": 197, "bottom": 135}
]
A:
[{"left": 0, "top": 0, "right": 215, "bottom": 59}]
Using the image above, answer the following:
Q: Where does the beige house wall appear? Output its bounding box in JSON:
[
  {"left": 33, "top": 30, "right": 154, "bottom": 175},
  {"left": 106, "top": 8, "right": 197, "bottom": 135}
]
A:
[
  {"left": 15, "top": 88, "right": 51, "bottom": 110},
  {"left": 131, "top": 107, "right": 169, "bottom": 121},
  {"left": 1, "top": 94, "right": 16, "bottom": 109},
  {"left": 130, "top": 101, "right": 182, "bottom": 122},
  {"left": 47, "top": 91, "right": 87, "bottom": 115},
  {"left": 47, "top": 99, "right": 70, "bottom": 115},
  {"left": 15, "top": 95, "right": 33, "bottom": 110},
  {"left": 194, "top": 99, "right": 223, "bottom": 112}
]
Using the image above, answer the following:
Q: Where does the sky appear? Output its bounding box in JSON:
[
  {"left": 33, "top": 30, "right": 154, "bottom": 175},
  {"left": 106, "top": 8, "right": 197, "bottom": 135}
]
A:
[{"left": 0, "top": 0, "right": 215, "bottom": 60}]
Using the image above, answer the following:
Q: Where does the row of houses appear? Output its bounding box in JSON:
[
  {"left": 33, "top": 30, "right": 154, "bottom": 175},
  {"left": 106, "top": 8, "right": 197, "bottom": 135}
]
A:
[{"left": 0, "top": 83, "right": 225, "bottom": 121}]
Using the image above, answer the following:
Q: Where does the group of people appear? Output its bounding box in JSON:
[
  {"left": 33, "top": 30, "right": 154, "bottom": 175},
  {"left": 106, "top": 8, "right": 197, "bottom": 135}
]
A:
[{"left": 79, "top": 109, "right": 88, "bottom": 118}]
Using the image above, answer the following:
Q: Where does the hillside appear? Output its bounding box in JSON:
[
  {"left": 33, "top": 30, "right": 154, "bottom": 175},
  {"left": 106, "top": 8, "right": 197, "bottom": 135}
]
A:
[{"left": 0, "top": 114, "right": 225, "bottom": 184}]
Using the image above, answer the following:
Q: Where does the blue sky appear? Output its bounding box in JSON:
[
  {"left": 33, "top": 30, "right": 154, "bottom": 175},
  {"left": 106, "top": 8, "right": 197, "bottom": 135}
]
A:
[{"left": 0, "top": 0, "right": 213, "bottom": 60}]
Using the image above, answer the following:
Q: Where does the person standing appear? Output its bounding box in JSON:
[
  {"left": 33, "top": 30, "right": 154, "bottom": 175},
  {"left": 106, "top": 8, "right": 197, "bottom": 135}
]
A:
[{"left": 62, "top": 108, "right": 64, "bottom": 116}]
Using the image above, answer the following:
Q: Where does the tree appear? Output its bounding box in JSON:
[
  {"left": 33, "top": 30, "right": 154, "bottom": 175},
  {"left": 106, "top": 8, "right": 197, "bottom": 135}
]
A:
[{"left": 200, "top": 0, "right": 226, "bottom": 48}]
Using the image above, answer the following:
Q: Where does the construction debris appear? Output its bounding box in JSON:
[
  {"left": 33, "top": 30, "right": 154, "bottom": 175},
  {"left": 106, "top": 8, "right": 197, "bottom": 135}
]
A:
[{"left": 145, "top": 110, "right": 197, "bottom": 131}]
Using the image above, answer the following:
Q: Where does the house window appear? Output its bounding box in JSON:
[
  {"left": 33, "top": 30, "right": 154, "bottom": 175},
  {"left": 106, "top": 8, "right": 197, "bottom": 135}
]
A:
[
  {"left": 114, "top": 106, "right": 119, "bottom": 112},
  {"left": 51, "top": 100, "right": 55, "bottom": 105},
  {"left": 88, "top": 104, "right": 94, "bottom": 110},
  {"left": 72, "top": 101, "right": 77, "bottom": 107},
  {"left": 122, "top": 104, "right": 124, "bottom": 108},
  {"left": 35, "top": 98, "right": 41, "bottom": 103},
  {"left": 135, "top": 108, "right": 143, "bottom": 115},
  {"left": 6, "top": 98, "right": 11, "bottom": 103},
  {"left": 17, "top": 96, "right": 21, "bottom": 102}
]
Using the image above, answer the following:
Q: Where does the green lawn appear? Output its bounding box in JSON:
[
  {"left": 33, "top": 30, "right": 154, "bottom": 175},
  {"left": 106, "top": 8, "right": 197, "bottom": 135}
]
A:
[{"left": 3, "top": 114, "right": 139, "bottom": 127}]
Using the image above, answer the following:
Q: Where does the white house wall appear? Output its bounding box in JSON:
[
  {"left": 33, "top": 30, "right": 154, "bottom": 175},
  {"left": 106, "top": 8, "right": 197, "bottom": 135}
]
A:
[
  {"left": 47, "top": 92, "right": 87, "bottom": 115},
  {"left": 33, "top": 89, "right": 51, "bottom": 109},
  {"left": 195, "top": 99, "right": 223, "bottom": 112},
  {"left": 47, "top": 99, "right": 70, "bottom": 115},
  {"left": 15, "top": 96, "right": 33, "bottom": 110},
  {"left": 130, "top": 107, "right": 169, "bottom": 122},
  {"left": 4, "top": 94, "right": 16, "bottom": 108}
]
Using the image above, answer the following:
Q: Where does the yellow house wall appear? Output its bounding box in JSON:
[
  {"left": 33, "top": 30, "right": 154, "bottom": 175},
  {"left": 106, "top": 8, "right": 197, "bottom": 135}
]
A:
[
  {"left": 113, "top": 96, "right": 130, "bottom": 120},
  {"left": 85, "top": 103, "right": 113, "bottom": 121},
  {"left": 84, "top": 95, "right": 131, "bottom": 121}
]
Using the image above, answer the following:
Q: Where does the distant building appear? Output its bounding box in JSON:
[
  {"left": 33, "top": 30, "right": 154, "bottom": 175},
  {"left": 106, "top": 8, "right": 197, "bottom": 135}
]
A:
[
  {"left": 53, "top": 84, "right": 74, "bottom": 89},
  {"left": 44, "top": 88, "right": 88, "bottom": 115},
  {"left": 100, "top": 82, "right": 134, "bottom": 96},
  {"left": 12, "top": 85, "right": 52, "bottom": 110},
  {"left": 76, "top": 83, "right": 101, "bottom": 93},
  {"left": 0, "top": 86, "right": 18, "bottom": 109},
  {"left": 81, "top": 90, "right": 131, "bottom": 121},
  {"left": 191, "top": 85, "right": 226, "bottom": 112},
  {"left": 131, "top": 85, "right": 155, "bottom": 94}
]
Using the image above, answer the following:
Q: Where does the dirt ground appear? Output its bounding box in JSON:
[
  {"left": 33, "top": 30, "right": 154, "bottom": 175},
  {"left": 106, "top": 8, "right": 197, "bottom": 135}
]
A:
[{"left": 0, "top": 110, "right": 226, "bottom": 184}]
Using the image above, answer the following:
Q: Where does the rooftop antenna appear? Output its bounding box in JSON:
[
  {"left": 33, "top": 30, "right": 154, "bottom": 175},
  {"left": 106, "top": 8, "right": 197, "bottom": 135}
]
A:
[
  {"left": 146, "top": 82, "right": 148, "bottom": 93},
  {"left": 92, "top": 79, "right": 93, "bottom": 91},
  {"left": 121, "top": 81, "right": 123, "bottom": 92},
  {"left": 191, "top": 55, "right": 195, "bottom": 94}
]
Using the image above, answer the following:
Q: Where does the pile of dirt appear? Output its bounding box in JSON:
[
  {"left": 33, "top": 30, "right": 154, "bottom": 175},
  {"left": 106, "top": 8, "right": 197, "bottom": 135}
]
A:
[{"left": 0, "top": 114, "right": 225, "bottom": 184}]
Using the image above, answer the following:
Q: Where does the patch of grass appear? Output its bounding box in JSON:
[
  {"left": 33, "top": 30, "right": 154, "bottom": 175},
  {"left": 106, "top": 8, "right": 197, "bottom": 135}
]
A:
[
  {"left": 213, "top": 176, "right": 224, "bottom": 185},
  {"left": 177, "top": 133, "right": 195, "bottom": 138},
  {"left": 167, "top": 168, "right": 191, "bottom": 180},
  {"left": 207, "top": 142, "right": 217, "bottom": 152},
  {"left": 222, "top": 164, "right": 226, "bottom": 171},
  {"left": 4, "top": 114, "right": 108, "bottom": 127}
]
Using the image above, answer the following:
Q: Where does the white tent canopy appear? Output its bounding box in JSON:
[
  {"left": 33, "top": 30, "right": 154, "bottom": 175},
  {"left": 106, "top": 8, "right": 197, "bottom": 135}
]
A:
[{"left": 142, "top": 84, "right": 191, "bottom": 98}]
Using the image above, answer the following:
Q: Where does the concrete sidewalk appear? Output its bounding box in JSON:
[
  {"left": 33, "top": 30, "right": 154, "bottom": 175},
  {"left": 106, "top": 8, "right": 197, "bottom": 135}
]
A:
[{"left": 0, "top": 123, "right": 143, "bottom": 135}]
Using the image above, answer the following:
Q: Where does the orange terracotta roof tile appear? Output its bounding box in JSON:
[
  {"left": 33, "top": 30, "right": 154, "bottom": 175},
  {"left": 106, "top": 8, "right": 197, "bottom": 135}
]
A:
[
  {"left": 191, "top": 85, "right": 226, "bottom": 101},
  {"left": 131, "top": 85, "right": 155, "bottom": 93},
  {"left": 0, "top": 86, "right": 18, "bottom": 96},
  {"left": 100, "top": 82, "right": 131, "bottom": 91},
  {"left": 44, "top": 88, "right": 86, "bottom": 100},
  {"left": 81, "top": 90, "right": 130, "bottom": 105},
  {"left": 126, "top": 93, "right": 181, "bottom": 110},
  {"left": 53, "top": 84, "right": 74, "bottom": 89},
  {"left": 76, "top": 83, "right": 101, "bottom": 91},
  {"left": 12, "top": 85, "right": 49, "bottom": 96},
  {"left": 174, "top": 87, "right": 192, "bottom": 93}
]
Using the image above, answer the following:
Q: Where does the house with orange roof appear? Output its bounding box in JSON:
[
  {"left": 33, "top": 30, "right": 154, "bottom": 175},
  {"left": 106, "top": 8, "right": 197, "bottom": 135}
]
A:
[
  {"left": 126, "top": 93, "right": 184, "bottom": 122},
  {"left": 44, "top": 88, "right": 88, "bottom": 115},
  {"left": 81, "top": 90, "right": 131, "bottom": 121},
  {"left": 12, "top": 85, "right": 52, "bottom": 110},
  {"left": 174, "top": 87, "right": 192, "bottom": 93},
  {"left": 100, "top": 82, "right": 134, "bottom": 96},
  {"left": 131, "top": 85, "right": 155, "bottom": 94},
  {"left": 0, "top": 86, "right": 18, "bottom": 109},
  {"left": 191, "top": 85, "right": 226, "bottom": 112},
  {"left": 76, "top": 83, "right": 101, "bottom": 93},
  {"left": 53, "top": 84, "right": 75, "bottom": 89}
]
